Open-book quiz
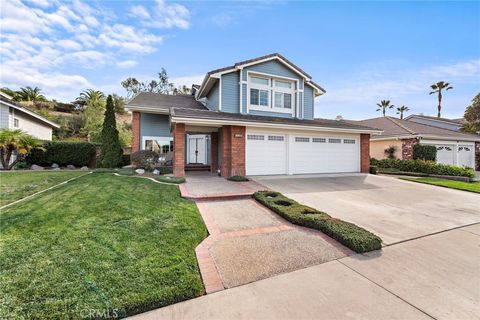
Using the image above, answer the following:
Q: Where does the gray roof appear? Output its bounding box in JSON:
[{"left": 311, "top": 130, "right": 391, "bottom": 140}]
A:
[
  {"left": 127, "top": 92, "right": 207, "bottom": 111},
  {"left": 405, "top": 114, "right": 465, "bottom": 125},
  {"left": 172, "top": 108, "right": 380, "bottom": 132},
  {"left": 355, "top": 116, "right": 479, "bottom": 141},
  {"left": 0, "top": 95, "right": 60, "bottom": 128}
]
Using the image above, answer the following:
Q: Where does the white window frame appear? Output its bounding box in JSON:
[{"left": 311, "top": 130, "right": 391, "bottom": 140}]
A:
[
  {"left": 247, "top": 71, "right": 296, "bottom": 115},
  {"left": 142, "top": 136, "right": 173, "bottom": 151}
]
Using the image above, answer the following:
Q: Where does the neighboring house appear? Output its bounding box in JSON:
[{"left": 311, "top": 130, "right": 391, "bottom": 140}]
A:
[
  {"left": 0, "top": 92, "right": 59, "bottom": 140},
  {"left": 126, "top": 53, "right": 381, "bottom": 177},
  {"left": 357, "top": 116, "right": 480, "bottom": 169},
  {"left": 404, "top": 114, "right": 465, "bottom": 132}
]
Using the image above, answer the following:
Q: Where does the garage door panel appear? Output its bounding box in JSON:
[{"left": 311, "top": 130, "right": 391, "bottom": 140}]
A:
[
  {"left": 246, "top": 133, "right": 287, "bottom": 175},
  {"left": 458, "top": 145, "right": 474, "bottom": 168}
]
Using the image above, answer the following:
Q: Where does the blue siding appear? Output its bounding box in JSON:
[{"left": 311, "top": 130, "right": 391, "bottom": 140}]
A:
[
  {"left": 221, "top": 72, "right": 240, "bottom": 113},
  {"left": 242, "top": 60, "right": 301, "bottom": 81},
  {"left": 241, "top": 83, "right": 247, "bottom": 113},
  {"left": 206, "top": 81, "right": 219, "bottom": 111},
  {"left": 407, "top": 118, "right": 461, "bottom": 131},
  {"left": 140, "top": 113, "right": 171, "bottom": 138},
  {"left": 303, "top": 85, "right": 314, "bottom": 120}
]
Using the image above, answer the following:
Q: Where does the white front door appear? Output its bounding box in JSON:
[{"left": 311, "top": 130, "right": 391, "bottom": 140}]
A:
[{"left": 188, "top": 135, "right": 206, "bottom": 164}]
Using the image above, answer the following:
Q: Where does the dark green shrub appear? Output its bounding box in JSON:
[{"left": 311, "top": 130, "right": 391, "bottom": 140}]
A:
[
  {"left": 26, "top": 141, "right": 96, "bottom": 167},
  {"left": 384, "top": 146, "right": 397, "bottom": 159},
  {"left": 14, "top": 160, "right": 28, "bottom": 170},
  {"left": 227, "top": 175, "right": 249, "bottom": 182},
  {"left": 157, "top": 166, "right": 173, "bottom": 175},
  {"left": 130, "top": 150, "right": 158, "bottom": 171},
  {"left": 370, "top": 158, "right": 474, "bottom": 178},
  {"left": 121, "top": 154, "right": 131, "bottom": 167},
  {"left": 413, "top": 145, "right": 436, "bottom": 161},
  {"left": 369, "top": 165, "right": 378, "bottom": 174},
  {"left": 97, "top": 95, "right": 123, "bottom": 168},
  {"left": 254, "top": 191, "right": 382, "bottom": 253}
]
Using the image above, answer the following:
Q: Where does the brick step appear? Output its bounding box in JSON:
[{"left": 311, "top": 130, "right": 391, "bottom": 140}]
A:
[{"left": 185, "top": 164, "right": 211, "bottom": 171}]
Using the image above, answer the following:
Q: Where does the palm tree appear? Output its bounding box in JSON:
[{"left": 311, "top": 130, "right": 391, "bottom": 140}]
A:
[
  {"left": 75, "top": 89, "right": 105, "bottom": 107},
  {"left": 396, "top": 105, "right": 410, "bottom": 119},
  {"left": 429, "top": 81, "right": 453, "bottom": 118},
  {"left": 16, "top": 86, "right": 46, "bottom": 103},
  {"left": 376, "top": 100, "right": 394, "bottom": 117},
  {"left": 0, "top": 129, "right": 43, "bottom": 170}
]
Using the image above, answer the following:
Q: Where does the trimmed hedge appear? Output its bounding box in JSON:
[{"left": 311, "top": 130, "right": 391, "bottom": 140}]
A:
[
  {"left": 26, "top": 141, "right": 96, "bottom": 167},
  {"left": 227, "top": 175, "right": 249, "bottom": 182},
  {"left": 254, "top": 191, "right": 382, "bottom": 253},
  {"left": 370, "top": 158, "right": 475, "bottom": 178},
  {"left": 413, "top": 144, "right": 436, "bottom": 161}
]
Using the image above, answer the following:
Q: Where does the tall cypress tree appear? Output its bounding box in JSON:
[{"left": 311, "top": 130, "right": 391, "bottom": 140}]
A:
[{"left": 98, "top": 95, "right": 123, "bottom": 168}]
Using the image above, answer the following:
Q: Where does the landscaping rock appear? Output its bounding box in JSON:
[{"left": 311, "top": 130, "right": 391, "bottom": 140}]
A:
[
  {"left": 51, "top": 163, "right": 59, "bottom": 169},
  {"left": 31, "top": 164, "right": 44, "bottom": 170},
  {"left": 66, "top": 164, "right": 76, "bottom": 170},
  {"left": 135, "top": 168, "right": 145, "bottom": 175},
  {"left": 152, "top": 169, "right": 160, "bottom": 175},
  {"left": 52, "top": 167, "right": 61, "bottom": 171},
  {"left": 80, "top": 166, "right": 89, "bottom": 171}
]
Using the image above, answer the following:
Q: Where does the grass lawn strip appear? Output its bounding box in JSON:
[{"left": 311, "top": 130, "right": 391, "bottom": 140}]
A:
[
  {"left": 0, "top": 171, "right": 87, "bottom": 207},
  {"left": 0, "top": 173, "right": 207, "bottom": 319},
  {"left": 400, "top": 177, "right": 480, "bottom": 194},
  {"left": 254, "top": 191, "right": 382, "bottom": 253}
]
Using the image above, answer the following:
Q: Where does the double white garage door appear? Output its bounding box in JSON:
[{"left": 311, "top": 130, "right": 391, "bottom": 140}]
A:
[
  {"left": 422, "top": 141, "right": 475, "bottom": 168},
  {"left": 246, "top": 131, "right": 360, "bottom": 175}
]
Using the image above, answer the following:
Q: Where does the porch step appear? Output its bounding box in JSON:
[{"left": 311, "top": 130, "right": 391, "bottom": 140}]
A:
[{"left": 185, "top": 164, "right": 211, "bottom": 172}]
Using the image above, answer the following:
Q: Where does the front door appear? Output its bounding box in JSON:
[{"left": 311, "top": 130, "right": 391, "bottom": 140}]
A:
[{"left": 188, "top": 135, "right": 206, "bottom": 164}]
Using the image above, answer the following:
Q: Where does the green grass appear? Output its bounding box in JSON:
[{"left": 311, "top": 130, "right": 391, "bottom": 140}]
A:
[
  {"left": 0, "top": 171, "right": 85, "bottom": 206},
  {"left": 254, "top": 191, "right": 382, "bottom": 253},
  {"left": 0, "top": 173, "right": 207, "bottom": 319},
  {"left": 401, "top": 177, "right": 480, "bottom": 193},
  {"left": 152, "top": 176, "right": 185, "bottom": 184}
]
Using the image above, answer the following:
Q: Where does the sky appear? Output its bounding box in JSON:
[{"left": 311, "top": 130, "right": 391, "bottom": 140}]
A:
[{"left": 0, "top": 0, "right": 479, "bottom": 120}]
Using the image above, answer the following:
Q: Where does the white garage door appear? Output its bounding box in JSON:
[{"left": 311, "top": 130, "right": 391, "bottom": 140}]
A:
[
  {"left": 458, "top": 145, "right": 474, "bottom": 168},
  {"left": 292, "top": 136, "right": 359, "bottom": 174},
  {"left": 246, "top": 133, "right": 287, "bottom": 175},
  {"left": 435, "top": 145, "right": 455, "bottom": 165}
]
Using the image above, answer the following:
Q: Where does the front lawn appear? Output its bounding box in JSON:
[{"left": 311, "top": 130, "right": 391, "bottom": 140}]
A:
[
  {"left": 0, "top": 171, "right": 86, "bottom": 206},
  {"left": 0, "top": 173, "right": 207, "bottom": 319},
  {"left": 401, "top": 177, "right": 480, "bottom": 193}
]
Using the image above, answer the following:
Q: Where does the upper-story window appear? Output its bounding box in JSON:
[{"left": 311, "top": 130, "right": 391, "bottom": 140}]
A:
[
  {"left": 14, "top": 118, "right": 19, "bottom": 127},
  {"left": 248, "top": 74, "right": 295, "bottom": 114}
]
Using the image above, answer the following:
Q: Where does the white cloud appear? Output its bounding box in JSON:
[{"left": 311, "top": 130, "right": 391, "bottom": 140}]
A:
[
  {"left": 131, "top": 0, "right": 190, "bottom": 29},
  {"left": 98, "top": 24, "right": 162, "bottom": 53},
  {"left": 56, "top": 39, "right": 83, "bottom": 51},
  {"left": 27, "top": 0, "right": 52, "bottom": 8},
  {"left": 116, "top": 60, "right": 138, "bottom": 68},
  {"left": 171, "top": 74, "right": 205, "bottom": 88}
]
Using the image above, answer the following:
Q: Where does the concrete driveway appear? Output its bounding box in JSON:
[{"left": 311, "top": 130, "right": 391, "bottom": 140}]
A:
[{"left": 254, "top": 174, "right": 480, "bottom": 245}]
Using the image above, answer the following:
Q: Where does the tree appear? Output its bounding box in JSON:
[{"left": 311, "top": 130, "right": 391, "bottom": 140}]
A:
[
  {"left": 112, "top": 94, "right": 126, "bottom": 114},
  {"left": 75, "top": 89, "right": 105, "bottom": 109},
  {"left": 81, "top": 92, "right": 106, "bottom": 142},
  {"left": 0, "top": 129, "right": 43, "bottom": 170},
  {"left": 16, "top": 86, "right": 46, "bottom": 103},
  {"left": 174, "top": 85, "right": 191, "bottom": 95},
  {"left": 97, "top": 95, "right": 123, "bottom": 168},
  {"left": 461, "top": 93, "right": 480, "bottom": 134},
  {"left": 396, "top": 105, "right": 410, "bottom": 119},
  {"left": 121, "top": 68, "right": 175, "bottom": 98},
  {"left": 429, "top": 81, "right": 453, "bottom": 118},
  {"left": 376, "top": 100, "right": 394, "bottom": 117}
]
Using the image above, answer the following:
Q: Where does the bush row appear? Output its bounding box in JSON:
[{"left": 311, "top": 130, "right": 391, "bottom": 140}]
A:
[
  {"left": 413, "top": 144, "right": 436, "bottom": 161},
  {"left": 370, "top": 158, "right": 475, "bottom": 178},
  {"left": 26, "top": 141, "right": 97, "bottom": 167},
  {"left": 254, "top": 191, "right": 382, "bottom": 253}
]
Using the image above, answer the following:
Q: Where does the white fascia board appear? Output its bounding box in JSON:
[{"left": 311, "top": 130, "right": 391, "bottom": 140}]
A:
[
  {"left": 370, "top": 135, "right": 417, "bottom": 141},
  {"left": 124, "top": 105, "right": 170, "bottom": 114},
  {"left": 171, "top": 116, "right": 383, "bottom": 134},
  {"left": 419, "top": 134, "right": 480, "bottom": 142},
  {"left": 305, "top": 81, "right": 326, "bottom": 96},
  {"left": 1, "top": 101, "right": 60, "bottom": 128}
]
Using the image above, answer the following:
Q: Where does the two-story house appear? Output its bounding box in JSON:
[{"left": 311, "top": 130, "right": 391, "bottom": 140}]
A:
[{"left": 126, "top": 53, "right": 381, "bottom": 177}]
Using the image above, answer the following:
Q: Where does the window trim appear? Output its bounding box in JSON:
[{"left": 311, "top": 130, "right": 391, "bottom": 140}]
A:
[
  {"left": 13, "top": 118, "right": 19, "bottom": 128},
  {"left": 142, "top": 136, "right": 174, "bottom": 152}
]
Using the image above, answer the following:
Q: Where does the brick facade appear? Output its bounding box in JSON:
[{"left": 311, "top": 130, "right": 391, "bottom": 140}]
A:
[
  {"left": 360, "top": 134, "right": 370, "bottom": 173},
  {"left": 220, "top": 125, "right": 246, "bottom": 177},
  {"left": 475, "top": 142, "right": 480, "bottom": 171},
  {"left": 132, "top": 112, "right": 141, "bottom": 152},
  {"left": 401, "top": 138, "right": 419, "bottom": 160},
  {"left": 211, "top": 132, "right": 218, "bottom": 173},
  {"left": 172, "top": 123, "right": 185, "bottom": 177}
]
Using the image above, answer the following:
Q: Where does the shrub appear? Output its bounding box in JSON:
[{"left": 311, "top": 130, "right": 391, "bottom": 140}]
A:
[
  {"left": 227, "top": 175, "right": 249, "bottom": 182},
  {"left": 130, "top": 150, "right": 159, "bottom": 171},
  {"left": 97, "top": 95, "right": 123, "bottom": 168},
  {"left": 157, "top": 166, "right": 173, "bottom": 175},
  {"left": 121, "top": 154, "right": 131, "bottom": 167},
  {"left": 369, "top": 165, "right": 378, "bottom": 174},
  {"left": 384, "top": 146, "right": 397, "bottom": 159},
  {"left": 254, "top": 191, "right": 382, "bottom": 253},
  {"left": 370, "top": 158, "right": 475, "bottom": 178},
  {"left": 26, "top": 141, "right": 96, "bottom": 167},
  {"left": 413, "top": 145, "right": 436, "bottom": 161}
]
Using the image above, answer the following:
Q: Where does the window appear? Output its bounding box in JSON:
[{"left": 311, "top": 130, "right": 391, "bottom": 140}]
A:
[
  {"left": 13, "top": 118, "right": 19, "bottom": 127},
  {"left": 343, "top": 139, "right": 356, "bottom": 144},
  {"left": 275, "top": 80, "right": 292, "bottom": 89},
  {"left": 248, "top": 74, "right": 295, "bottom": 113},
  {"left": 250, "top": 89, "right": 269, "bottom": 107},
  {"left": 295, "top": 137, "right": 310, "bottom": 142},
  {"left": 251, "top": 76, "right": 269, "bottom": 85},
  {"left": 328, "top": 138, "right": 341, "bottom": 143},
  {"left": 247, "top": 134, "right": 264, "bottom": 140},
  {"left": 312, "top": 137, "right": 326, "bottom": 143},
  {"left": 143, "top": 137, "right": 173, "bottom": 162},
  {"left": 268, "top": 135, "right": 284, "bottom": 141}
]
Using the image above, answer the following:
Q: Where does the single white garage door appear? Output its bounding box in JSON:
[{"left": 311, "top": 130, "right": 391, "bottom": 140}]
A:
[
  {"left": 425, "top": 142, "right": 475, "bottom": 168},
  {"left": 246, "top": 133, "right": 287, "bottom": 175},
  {"left": 435, "top": 145, "right": 455, "bottom": 165},
  {"left": 292, "top": 136, "right": 359, "bottom": 174},
  {"left": 458, "top": 145, "right": 474, "bottom": 168}
]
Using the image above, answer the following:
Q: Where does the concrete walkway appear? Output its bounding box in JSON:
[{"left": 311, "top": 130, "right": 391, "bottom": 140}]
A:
[{"left": 130, "top": 223, "right": 480, "bottom": 320}]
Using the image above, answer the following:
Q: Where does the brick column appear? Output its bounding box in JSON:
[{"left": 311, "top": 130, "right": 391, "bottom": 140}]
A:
[
  {"left": 402, "top": 138, "right": 419, "bottom": 160},
  {"left": 172, "top": 123, "right": 185, "bottom": 177},
  {"left": 360, "top": 134, "right": 370, "bottom": 173},
  {"left": 132, "top": 112, "right": 141, "bottom": 152},
  {"left": 219, "top": 125, "right": 246, "bottom": 177},
  {"left": 475, "top": 142, "right": 480, "bottom": 171},
  {"left": 210, "top": 132, "right": 218, "bottom": 173}
]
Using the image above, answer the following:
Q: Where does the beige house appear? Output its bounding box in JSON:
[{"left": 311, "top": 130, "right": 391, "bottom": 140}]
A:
[
  {"left": 0, "top": 92, "right": 59, "bottom": 140},
  {"left": 356, "top": 117, "right": 480, "bottom": 169}
]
